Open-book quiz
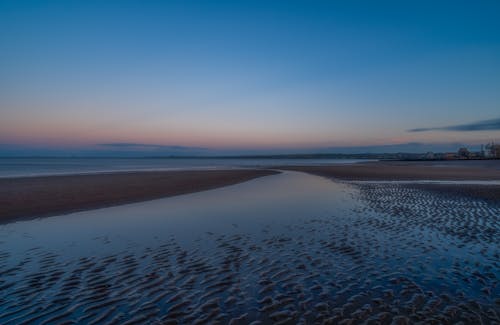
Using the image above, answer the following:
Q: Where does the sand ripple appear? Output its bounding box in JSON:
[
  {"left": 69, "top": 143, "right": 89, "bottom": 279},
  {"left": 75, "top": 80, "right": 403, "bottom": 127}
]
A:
[{"left": 0, "top": 182, "right": 499, "bottom": 324}]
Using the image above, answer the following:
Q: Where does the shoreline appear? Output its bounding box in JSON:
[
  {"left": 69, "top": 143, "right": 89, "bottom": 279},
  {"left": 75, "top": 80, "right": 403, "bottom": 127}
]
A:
[
  {"left": 0, "top": 167, "right": 251, "bottom": 180},
  {"left": 0, "top": 169, "right": 279, "bottom": 224}
]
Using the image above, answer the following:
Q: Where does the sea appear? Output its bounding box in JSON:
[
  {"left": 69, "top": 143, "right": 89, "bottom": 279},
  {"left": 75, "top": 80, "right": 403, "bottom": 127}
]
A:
[{"left": 0, "top": 157, "right": 371, "bottom": 178}]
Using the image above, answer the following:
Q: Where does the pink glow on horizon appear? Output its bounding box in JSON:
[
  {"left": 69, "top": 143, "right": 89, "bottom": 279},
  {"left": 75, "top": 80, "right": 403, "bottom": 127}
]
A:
[{"left": 1, "top": 109, "right": 496, "bottom": 150}]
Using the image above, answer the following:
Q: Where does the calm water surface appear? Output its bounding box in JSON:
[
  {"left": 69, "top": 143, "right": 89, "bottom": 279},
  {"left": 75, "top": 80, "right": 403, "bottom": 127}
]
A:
[
  {"left": 1, "top": 172, "right": 351, "bottom": 257},
  {"left": 0, "top": 157, "right": 372, "bottom": 177}
]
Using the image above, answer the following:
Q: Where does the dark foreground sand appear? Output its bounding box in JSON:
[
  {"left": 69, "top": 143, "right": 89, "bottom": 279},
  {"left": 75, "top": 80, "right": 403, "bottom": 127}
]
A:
[
  {"left": 1, "top": 174, "right": 498, "bottom": 324},
  {"left": 1, "top": 165, "right": 499, "bottom": 323},
  {"left": 0, "top": 169, "right": 278, "bottom": 223}
]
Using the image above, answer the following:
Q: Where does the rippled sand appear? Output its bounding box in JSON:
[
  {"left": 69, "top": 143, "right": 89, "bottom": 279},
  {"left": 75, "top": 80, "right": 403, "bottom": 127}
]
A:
[{"left": 0, "top": 179, "right": 499, "bottom": 324}]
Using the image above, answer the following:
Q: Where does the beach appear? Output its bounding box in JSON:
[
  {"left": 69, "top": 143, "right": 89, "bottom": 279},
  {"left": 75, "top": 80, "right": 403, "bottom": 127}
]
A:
[
  {"left": 280, "top": 160, "right": 500, "bottom": 181},
  {"left": 1, "top": 160, "right": 499, "bottom": 323},
  {"left": 2, "top": 161, "right": 500, "bottom": 224},
  {"left": 0, "top": 169, "right": 278, "bottom": 223},
  {"left": 3, "top": 1, "right": 499, "bottom": 323},
  {"left": 1, "top": 170, "right": 498, "bottom": 324},
  {"left": 282, "top": 160, "right": 500, "bottom": 202}
]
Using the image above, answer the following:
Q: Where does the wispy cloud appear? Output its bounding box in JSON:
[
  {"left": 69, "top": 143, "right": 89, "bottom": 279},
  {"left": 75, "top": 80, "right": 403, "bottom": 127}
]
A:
[
  {"left": 408, "top": 117, "right": 500, "bottom": 132},
  {"left": 98, "top": 143, "right": 206, "bottom": 151}
]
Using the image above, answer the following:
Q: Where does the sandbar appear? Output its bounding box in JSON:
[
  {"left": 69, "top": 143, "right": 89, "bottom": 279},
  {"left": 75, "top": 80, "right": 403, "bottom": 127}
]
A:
[{"left": 0, "top": 169, "right": 278, "bottom": 223}]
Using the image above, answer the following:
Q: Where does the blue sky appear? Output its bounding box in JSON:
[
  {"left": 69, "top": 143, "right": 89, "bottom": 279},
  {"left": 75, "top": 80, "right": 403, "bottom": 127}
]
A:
[{"left": 1, "top": 0, "right": 499, "bottom": 155}]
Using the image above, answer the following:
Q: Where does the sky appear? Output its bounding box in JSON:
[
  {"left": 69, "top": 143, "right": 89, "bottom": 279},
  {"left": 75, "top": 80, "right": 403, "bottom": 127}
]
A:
[{"left": 1, "top": 0, "right": 499, "bottom": 155}]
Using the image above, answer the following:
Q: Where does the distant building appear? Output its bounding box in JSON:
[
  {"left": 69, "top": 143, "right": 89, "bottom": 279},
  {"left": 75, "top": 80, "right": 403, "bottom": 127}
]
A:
[
  {"left": 443, "top": 152, "right": 456, "bottom": 160},
  {"left": 484, "top": 142, "right": 500, "bottom": 158},
  {"left": 457, "top": 147, "right": 471, "bottom": 159}
]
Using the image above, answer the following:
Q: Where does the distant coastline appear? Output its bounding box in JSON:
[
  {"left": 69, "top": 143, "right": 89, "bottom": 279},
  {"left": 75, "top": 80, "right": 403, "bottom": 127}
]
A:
[{"left": 1, "top": 150, "right": 498, "bottom": 161}]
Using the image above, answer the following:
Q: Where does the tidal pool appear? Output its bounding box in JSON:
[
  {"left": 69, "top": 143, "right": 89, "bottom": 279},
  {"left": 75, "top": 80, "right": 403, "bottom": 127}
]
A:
[{"left": 0, "top": 171, "right": 498, "bottom": 324}]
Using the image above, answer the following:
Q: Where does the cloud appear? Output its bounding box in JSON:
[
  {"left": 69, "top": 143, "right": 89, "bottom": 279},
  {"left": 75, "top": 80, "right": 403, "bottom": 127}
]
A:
[
  {"left": 98, "top": 143, "right": 206, "bottom": 151},
  {"left": 408, "top": 117, "right": 500, "bottom": 132}
]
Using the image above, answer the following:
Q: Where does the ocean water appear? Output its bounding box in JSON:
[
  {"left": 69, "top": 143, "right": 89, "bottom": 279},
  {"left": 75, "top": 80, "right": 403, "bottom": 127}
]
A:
[
  {"left": 0, "top": 157, "right": 370, "bottom": 178},
  {"left": 1, "top": 171, "right": 498, "bottom": 324}
]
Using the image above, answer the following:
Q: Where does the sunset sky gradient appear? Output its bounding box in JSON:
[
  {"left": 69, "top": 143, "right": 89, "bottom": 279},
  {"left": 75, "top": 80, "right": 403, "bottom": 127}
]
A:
[{"left": 1, "top": 0, "right": 499, "bottom": 155}]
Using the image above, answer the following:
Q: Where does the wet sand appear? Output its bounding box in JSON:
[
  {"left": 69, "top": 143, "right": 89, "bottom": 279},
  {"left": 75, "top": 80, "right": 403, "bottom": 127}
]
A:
[
  {"left": 0, "top": 169, "right": 278, "bottom": 223},
  {"left": 282, "top": 161, "right": 500, "bottom": 202},
  {"left": 1, "top": 172, "right": 498, "bottom": 324},
  {"left": 0, "top": 175, "right": 500, "bottom": 325},
  {"left": 280, "top": 160, "right": 500, "bottom": 181},
  {"left": 409, "top": 183, "right": 500, "bottom": 203}
]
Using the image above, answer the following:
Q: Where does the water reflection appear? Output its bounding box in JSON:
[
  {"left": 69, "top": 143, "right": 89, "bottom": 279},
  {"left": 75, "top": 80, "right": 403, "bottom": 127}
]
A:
[{"left": 1, "top": 172, "right": 351, "bottom": 255}]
